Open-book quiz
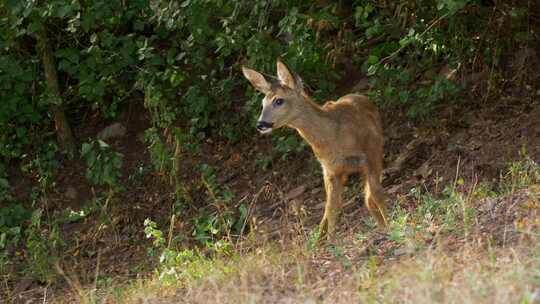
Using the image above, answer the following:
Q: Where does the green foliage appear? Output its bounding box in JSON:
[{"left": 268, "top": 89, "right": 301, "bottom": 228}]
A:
[
  {"left": 357, "top": 1, "right": 467, "bottom": 117},
  {"left": 200, "top": 164, "right": 234, "bottom": 205},
  {"left": 21, "top": 142, "right": 59, "bottom": 190},
  {"left": 194, "top": 164, "right": 247, "bottom": 246},
  {"left": 0, "top": 52, "right": 40, "bottom": 160},
  {"left": 144, "top": 128, "right": 172, "bottom": 175},
  {"left": 388, "top": 211, "right": 409, "bottom": 244},
  {"left": 501, "top": 153, "right": 540, "bottom": 194},
  {"left": 81, "top": 139, "right": 123, "bottom": 189},
  {"left": 255, "top": 155, "right": 273, "bottom": 171},
  {"left": 0, "top": 204, "right": 31, "bottom": 250},
  {"left": 144, "top": 219, "right": 166, "bottom": 253},
  {"left": 144, "top": 217, "right": 231, "bottom": 285},
  {"left": 274, "top": 131, "right": 307, "bottom": 159},
  {"left": 410, "top": 184, "right": 465, "bottom": 232},
  {"left": 1, "top": 0, "right": 531, "bottom": 163},
  {"left": 24, "top": 209, "right": 64, "bottom": 283},
  {"left": 0, "top": 164, "right": 10, "bottom": 202}
]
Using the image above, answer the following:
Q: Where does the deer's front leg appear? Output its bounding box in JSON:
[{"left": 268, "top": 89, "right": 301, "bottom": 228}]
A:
[{"left": 319, "top": 171, "right": 345, "bottom": 240}]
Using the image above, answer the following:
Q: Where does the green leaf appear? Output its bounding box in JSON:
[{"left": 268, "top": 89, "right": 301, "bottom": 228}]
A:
[
  {"left": 81, "top": 143, "right": 92, "bottom": 156},
  {"left": 367, "top": 55, "right": 379, "bottom": 65},
  {"left": 399, "top": 91, "right": 410, "bottom": 103},
  {"left": 97, "top": 140, "right": 109, "bottom": 149}
]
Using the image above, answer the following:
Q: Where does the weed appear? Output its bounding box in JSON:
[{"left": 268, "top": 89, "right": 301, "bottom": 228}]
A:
[
  {"left": 127, "top": 162, "right": 151, "bottom": 186},
  {"left": 501, "top": 154, "right": 540, "bottom": 194},
  {"left": 305, "top": 227, "right": 322, "bottom": 252},
  {"left": 329, "top": 244, "right": 352, "bottom": 270},
  {"left": 273, "top": 132, "right": 307, "bottom": 160},
  {"left": 144, "top": 217, "right": 231, "bottom": 286},
  {"left": 200, "top": 164, "right": 234, "bottom": 205},
  {"left": 255, "top": 155, "right": 273, "bottom": 171},
  {"left": 192, "top": 164, "right": 247, "bottom": 246},
  {"left": 24, "top": 209, "right": 64, "bottom": 283},
  {"left": 389, "top": 210, "right": 409, "bottom": 244},
  {"left": 144, "top": 127, "right": 191, "bottom": 210},
  {"left": 81, "top": 139, "right": 124, "bottom": 191},
  {"left": 0, "top": 165, "right": 10, "bottom": 202},
  {"left": 21, "top": 141, "right": 59, "bottom": 191}
]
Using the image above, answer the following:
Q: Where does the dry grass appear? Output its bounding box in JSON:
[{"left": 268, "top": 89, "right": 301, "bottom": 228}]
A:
[{"left": 102, "top": 236, "right": 540, "bottom": 304}]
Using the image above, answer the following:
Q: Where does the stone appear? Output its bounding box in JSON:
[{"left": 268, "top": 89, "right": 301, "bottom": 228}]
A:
[
  {"left": 351, "top": 77, "right": 369, "bottom": 92},
  {"left": 97, "top": 122, "right": 126, "bottom": 140},
  {"left": 284, "top": 185, "right": 307, "bottom": 201}
]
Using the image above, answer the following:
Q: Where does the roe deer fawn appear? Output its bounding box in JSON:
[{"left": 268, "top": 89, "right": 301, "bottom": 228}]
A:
[{"left": 242, "top": 60, "right": 389, "bottom": 240}]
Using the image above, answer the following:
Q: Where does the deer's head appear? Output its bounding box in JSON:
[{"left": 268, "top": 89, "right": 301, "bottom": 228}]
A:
[{"left": 242, "top": 60, "right": 305, "bottom": 134}]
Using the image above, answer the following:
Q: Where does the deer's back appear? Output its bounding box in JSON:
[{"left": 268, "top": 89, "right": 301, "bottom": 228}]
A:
[
  {"left": 319, "top": 94, "right": 383, "bottom": 171},
  {"left": 323, "top": 94, "right": 382, "bottom": 132}
]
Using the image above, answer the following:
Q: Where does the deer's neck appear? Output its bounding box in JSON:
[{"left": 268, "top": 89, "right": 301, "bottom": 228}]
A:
[{"left": 287, "top": 98, "right": 335, "bottom": 158}]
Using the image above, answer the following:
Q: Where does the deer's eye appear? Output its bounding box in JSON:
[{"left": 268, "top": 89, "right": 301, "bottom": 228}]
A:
[{"left": 273, "top": 98, "right": 284, "bottom": 107}]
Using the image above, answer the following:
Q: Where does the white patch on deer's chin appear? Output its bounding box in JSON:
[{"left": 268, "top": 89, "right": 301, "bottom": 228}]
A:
[{"left": 259, "top": 128, "right": 273, "bottom": 134}]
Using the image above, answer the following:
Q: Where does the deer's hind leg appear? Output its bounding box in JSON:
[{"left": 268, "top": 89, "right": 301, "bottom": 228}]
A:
[
  {"left": 362, "top": 166, "right": 389, "bottom": 227},
  {"left": 319, "top": 170, "right": 346, "bottom": 240}
]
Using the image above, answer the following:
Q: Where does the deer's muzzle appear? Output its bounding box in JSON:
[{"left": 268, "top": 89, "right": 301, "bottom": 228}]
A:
[{"left": 256, "top": 121, "right": 273, "bottom": 133}]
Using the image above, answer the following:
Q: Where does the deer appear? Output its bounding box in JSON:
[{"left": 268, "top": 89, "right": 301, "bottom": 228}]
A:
[{"left": 242, "top": 59, "right": 389, "bottom": 241}]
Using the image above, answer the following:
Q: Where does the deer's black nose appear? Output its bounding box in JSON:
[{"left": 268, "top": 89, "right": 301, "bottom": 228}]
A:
[{"left": 256, "top": 121, "right": 273, "bottom": 132}]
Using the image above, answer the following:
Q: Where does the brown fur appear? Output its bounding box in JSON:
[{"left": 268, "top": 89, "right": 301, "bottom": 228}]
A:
[{"left": 242, "top": 60, "right": 388, "bottom": 240}]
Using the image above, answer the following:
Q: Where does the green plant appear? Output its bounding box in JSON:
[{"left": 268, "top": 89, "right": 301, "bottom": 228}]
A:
[
  {"left": 144, "top": 217, "right": 230, "bottom": 285},
  {"left": 200, "top": 164, "right": 234, "bottom": 204},
  {"left": 190, "top": 164, "right": 249, "bottom": 247},
  {"left": 389, "top": 210, "right": 409, "bottom": 244},
  {"left": 21, "top": 142, "right": 59, "bottom": 191},
  {"left": 255, "top": 155, "right": 273, "bottom": 171},
  {"left": 273, "top": 132, "right": 307, "bottom": 160},
  {"left": 329, "top": 244, "right": 352, "bottom": 270},
  {"left": 0, "top": 164, "right": 10, "bottom": 202},
  {"left": 144, "top": 127, "right": 192, "bottom": 213},
  {"left": 145, "top": 127, "right": 171, "bottom": 176},
  {"left": 1, "top": 0, "right": 532, "bottom": 166},
  {"left": 0, "top": 203, "right": 31, "bottom": 254},
  {"left": 24, "top": 209, "right": 64, "bottom": 283},
  {"left": 144, "top": 219, "right": 166, "bottom": 257},
  {"left": 501, "top": 153, "right": 540, "bottom": 194},
  {"left": 81, "top": 139, "right": 123, "bottom": 190},
  {"left": 191, "top": 205, "right": 248, "bottom": 248}
]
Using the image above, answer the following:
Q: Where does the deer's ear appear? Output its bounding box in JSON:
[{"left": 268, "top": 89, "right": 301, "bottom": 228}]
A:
[
  {"left": 276, "top": 59, "right": 297, "bottom": 90},
  {"left": 294, "top": 74, "right": 306, "bottom": 95},
  {"left": 242, "top": 66, "right": 270, "bottom": 93}
]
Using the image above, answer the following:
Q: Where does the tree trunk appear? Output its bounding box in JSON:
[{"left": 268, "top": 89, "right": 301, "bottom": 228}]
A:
[{"left": 36, "top": 31, "right": 76, "bottom": 156}]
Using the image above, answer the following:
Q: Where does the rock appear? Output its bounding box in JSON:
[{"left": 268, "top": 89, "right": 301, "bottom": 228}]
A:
[
  {"left": 311, "top": 187, "right": 322, "bottom": 195},
  {"left": 351, "top": 77, "right": 369, "bottom": 92},
  {"left": 65, "top": 186, "right": 78, "bottom": 200},
  {"left": 284, "top": 185, "right": 307, "bottom": 201},
  {"left": 97, "top": 122, "right": 126, "bottom": 140}
]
